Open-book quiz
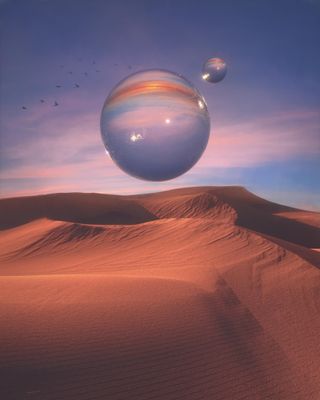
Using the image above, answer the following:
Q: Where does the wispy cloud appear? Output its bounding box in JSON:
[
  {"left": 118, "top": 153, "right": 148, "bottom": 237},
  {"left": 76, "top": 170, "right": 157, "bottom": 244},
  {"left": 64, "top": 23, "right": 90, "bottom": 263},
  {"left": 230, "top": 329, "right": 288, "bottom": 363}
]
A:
[
  {"left": 197, "top": 109, "right": 320, "bottom": 168},
  {"left": 1, "top": 105, "right": 319, "bottom": 199}
]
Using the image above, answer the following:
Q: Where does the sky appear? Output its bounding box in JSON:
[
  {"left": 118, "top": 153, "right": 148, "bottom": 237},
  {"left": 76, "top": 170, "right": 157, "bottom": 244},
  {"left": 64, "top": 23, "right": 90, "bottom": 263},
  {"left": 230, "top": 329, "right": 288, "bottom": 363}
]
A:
[{"left": 0, "top": 0, "right": 319, "bottom": 210}]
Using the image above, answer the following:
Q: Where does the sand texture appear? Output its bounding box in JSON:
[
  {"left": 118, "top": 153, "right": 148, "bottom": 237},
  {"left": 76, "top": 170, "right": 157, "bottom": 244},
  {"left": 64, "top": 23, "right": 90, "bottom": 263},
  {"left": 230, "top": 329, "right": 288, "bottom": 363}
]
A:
[{"left": 0, "top": 187, "right": 319, "bottom": 400}]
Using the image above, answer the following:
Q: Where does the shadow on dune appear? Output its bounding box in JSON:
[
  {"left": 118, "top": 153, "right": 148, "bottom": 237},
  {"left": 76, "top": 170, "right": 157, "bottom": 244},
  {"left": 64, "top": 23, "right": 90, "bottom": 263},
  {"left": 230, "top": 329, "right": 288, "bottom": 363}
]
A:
[
  {"left": 0, "top": 193, "right": 158, "bottom": 230},
  {"left": 235, "top": 206, "right": 320, "bottom": 248},
  {"left": 13, "top": 223, "right": 107, "bottom": 257},
  {"left": 0, "top": 187, "right": 319, "bottom": 249},
  {"left": 136, "top": 186, "right": 320, "bottom": 248},
  {"left": 208, "top": 187, "right": 319, "bottom": 248},
  {"left": 256, "top": 232, "right": 320, "bottom": 269}
]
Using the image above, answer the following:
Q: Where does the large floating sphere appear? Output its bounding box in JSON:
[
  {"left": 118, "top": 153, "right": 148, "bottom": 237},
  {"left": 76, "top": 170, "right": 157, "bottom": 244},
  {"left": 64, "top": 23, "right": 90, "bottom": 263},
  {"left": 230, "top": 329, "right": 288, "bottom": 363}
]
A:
[
  {"left": 202, "top": 58, "right": 227, "bottom": 83},
  {"left": 100, "top": 69, "right": 210, "bottom": 181}
]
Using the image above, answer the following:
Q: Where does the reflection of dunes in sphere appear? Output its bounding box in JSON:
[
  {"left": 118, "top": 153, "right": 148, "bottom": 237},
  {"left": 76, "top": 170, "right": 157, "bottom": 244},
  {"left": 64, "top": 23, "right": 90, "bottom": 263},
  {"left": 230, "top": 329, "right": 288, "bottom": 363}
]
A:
[
  {"left": 101, "top": 69, "right": 210, "bottom": 181},
  {"left": 202, "top": 57, "right": 227, "bottom": 83}
]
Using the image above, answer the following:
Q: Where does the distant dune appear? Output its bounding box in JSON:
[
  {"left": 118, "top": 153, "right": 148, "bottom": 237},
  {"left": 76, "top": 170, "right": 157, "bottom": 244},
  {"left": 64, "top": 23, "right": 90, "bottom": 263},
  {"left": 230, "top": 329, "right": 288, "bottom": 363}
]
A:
[{"left": 0, "top": 186, "right": 319, "bottom": 400}]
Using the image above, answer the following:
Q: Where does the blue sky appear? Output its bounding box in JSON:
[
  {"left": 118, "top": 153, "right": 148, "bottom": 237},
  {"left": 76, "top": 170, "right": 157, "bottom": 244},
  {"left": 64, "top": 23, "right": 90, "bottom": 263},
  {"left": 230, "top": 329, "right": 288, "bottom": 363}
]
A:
[{"left": 0, "top": 0, "right": 319, "bottom": 209}]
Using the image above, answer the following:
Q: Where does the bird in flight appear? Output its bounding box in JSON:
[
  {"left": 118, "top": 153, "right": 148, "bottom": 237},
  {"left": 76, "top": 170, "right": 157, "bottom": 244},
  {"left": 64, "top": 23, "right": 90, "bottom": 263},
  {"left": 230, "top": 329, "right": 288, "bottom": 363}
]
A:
[
  {"left": 84, "top": 72, "right": 88, "bottom": 76},
  {"left": 21, "top": 106, "right": 27, "bottom": 110},
  {"left": 68, "top": 71, "right": 73, "bottom": 75},
  {"left": 53, "top": 101, "right": 59, "bottom": 107},
  {"left": 74, "top": 84, "right": 80, "bottom": 88},
  {"left": 56, "top": 85, "right": 62, "bottom": 88},
  {"left": 40, "top": 99, "right": 45, "bottom": 103}
]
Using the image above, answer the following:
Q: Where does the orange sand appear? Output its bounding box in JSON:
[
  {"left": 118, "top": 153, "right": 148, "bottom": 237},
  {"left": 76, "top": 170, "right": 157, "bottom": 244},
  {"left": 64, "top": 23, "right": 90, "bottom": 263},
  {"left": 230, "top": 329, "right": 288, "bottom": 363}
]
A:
[{"left": 0, "top": 187, "right": 319, "bottom": 399}]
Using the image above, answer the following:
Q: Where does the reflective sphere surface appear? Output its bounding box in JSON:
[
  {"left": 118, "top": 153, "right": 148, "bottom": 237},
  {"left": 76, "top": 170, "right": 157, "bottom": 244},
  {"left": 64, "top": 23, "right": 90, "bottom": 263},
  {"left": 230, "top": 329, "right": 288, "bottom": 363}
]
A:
[
  {"left": 101, "top": 69, "right": 210, "bottom": 181},
  {"left": 202, "top": 58, "right": 227, "bottom": 83}
]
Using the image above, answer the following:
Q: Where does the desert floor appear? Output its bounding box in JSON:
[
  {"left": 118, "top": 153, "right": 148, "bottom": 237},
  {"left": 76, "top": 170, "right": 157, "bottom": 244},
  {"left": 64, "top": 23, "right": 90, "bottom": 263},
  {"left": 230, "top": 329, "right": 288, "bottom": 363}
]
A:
[{"left": 0, "top": 186, "right": 319, "bottom": 400}]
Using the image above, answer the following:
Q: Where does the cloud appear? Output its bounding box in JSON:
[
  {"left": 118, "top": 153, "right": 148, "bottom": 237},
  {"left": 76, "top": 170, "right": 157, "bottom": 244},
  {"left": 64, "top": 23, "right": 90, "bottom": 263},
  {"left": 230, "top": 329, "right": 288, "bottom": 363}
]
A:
[
  {"left": 1, "top": 105, "right": 319, "bottom": 198},
  {"left": 197, "top": 109, "right": 320, "bottom": 168}
]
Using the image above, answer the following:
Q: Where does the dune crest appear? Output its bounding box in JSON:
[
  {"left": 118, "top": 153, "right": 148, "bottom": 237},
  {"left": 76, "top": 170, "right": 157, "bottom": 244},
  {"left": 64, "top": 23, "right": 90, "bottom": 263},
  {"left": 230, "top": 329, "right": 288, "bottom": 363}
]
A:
[{"left": 0, "top": 186, "right": 319, "bottom": 399}]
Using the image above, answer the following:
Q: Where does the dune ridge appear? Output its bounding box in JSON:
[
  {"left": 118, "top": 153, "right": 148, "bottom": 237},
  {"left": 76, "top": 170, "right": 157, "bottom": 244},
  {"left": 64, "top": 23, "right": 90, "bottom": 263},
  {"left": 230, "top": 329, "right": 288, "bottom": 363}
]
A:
[{"left": 0, "top": 186, "right": 319, "bottom": 399}]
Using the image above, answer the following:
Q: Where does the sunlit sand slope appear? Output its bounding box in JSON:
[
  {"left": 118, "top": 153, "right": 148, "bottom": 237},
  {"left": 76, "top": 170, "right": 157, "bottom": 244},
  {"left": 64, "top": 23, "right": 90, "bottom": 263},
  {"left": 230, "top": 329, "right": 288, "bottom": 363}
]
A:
[{"left": 0, "top": 187, "right": 319, "bottom": 400}]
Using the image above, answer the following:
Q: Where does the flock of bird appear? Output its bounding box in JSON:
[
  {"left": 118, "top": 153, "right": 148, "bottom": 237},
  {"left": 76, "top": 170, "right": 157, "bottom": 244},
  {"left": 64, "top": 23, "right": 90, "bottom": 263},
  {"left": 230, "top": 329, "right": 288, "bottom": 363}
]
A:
[{"left": 21, "top": 60, "right": 133, "bottom": 110}]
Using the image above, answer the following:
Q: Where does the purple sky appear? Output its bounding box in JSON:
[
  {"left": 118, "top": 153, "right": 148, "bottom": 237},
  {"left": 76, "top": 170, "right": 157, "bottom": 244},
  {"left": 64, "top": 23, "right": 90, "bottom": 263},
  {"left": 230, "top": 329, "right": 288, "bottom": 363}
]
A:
[{"left": 0, "top": 0, "right": 319, "bottom": 210}]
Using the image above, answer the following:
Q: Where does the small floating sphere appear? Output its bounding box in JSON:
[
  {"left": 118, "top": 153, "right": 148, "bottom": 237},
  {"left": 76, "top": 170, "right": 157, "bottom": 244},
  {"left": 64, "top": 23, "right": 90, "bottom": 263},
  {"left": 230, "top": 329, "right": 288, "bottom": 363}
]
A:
[
  {"left": 202, "top": 58, "right": 227, "bottom": 83},
  {"left": 100, "top": 69, "right": 210, "bottom": 181}
]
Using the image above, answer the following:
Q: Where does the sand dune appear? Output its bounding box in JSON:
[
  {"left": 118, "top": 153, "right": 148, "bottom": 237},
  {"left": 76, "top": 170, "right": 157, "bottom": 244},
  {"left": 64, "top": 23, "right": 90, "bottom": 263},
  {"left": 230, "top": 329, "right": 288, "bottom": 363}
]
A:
[{"left": 0, "top": 187, "right": 319, "bottom": 399}]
